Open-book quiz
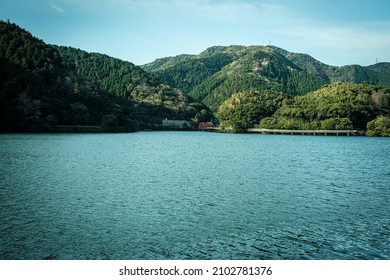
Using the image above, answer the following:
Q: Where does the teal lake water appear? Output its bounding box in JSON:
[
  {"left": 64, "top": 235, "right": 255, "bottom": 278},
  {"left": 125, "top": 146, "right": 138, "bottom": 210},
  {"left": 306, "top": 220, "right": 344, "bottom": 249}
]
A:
[{"left": 0, "top": 132, "right": 389, "bottom": 259}]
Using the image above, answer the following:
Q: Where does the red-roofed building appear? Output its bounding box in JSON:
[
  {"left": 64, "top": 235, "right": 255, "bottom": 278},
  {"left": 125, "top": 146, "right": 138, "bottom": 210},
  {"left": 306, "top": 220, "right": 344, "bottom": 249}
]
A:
[{"left": 198, "top": 122, "right": 214, "bottom": 130}]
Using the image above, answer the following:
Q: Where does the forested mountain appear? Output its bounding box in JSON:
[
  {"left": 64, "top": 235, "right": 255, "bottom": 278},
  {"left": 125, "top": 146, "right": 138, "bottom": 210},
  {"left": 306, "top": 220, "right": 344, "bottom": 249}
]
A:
[
  {"left": 141, "top": 48, "right": 235, "bottom": 94},
  {"left": 0, "top": 21, "right": 208, "bottom": 132},
  {"left": 0, "top": 20, "right": 92, "bottom": 132},
  {"left": 143, "top": 45, "right": 390, "bottom": 112},
  {"left": 56, "top": 46, "right": 210, "bottom": 127}
]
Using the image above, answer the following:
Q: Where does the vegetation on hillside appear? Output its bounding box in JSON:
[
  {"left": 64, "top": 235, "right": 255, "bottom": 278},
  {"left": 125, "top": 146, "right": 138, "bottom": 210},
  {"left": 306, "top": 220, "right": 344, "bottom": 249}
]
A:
[
  {"left": 259, "top": 83, "right": 390, "bottom": 131},
  {"left": 0, "top": 21, "right": 121, "bottom": 132},
  {"left": 2, "top": 21, "right": 389, "bottom": 135},
  {"left": 217, "top": 83, "right": 390, "bottom": 135},
  {"left": 0, "top": 21, "right": 210, "bottom": 132},
  {"left": 366, "top": 115, "right": 390, "bottom": 136},
  {"left": 57, "top": 46, "right": 211, "bottom": 128},
  {"left": 190, "top": 49, "right": 325, "bottom": 111},
  {"left": 217, "top": 90, "right": 287, "bottom": 132},
  {"left": 144, "top": 45, "right": 390, "bottom": 114}
]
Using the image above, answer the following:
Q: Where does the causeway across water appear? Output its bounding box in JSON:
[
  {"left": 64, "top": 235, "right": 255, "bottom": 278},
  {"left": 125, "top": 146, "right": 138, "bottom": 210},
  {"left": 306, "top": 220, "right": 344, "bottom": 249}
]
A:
[
  {"left": 248, "top": 128, "right": 359, "bottom": 136},
  {"left": 203, "top": 127, "right": 360, "bottom": 136}
]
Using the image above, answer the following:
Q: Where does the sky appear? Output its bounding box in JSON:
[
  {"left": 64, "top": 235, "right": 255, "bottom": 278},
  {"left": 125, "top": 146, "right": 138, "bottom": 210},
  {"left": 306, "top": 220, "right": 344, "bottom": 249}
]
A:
[{"left": 1, "top": 0, "right": 390, "bottom": 66}]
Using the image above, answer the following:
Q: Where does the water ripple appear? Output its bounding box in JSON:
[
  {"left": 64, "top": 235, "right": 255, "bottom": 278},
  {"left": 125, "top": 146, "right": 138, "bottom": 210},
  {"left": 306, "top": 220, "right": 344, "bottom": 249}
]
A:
[{"left": 1, "top": 133, "right": 389, "bottom": 259}]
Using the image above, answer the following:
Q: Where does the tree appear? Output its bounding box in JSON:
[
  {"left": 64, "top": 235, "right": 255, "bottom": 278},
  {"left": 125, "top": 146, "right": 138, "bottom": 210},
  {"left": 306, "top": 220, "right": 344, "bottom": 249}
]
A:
[
  {"left": 101, "top": 114, "right": 118, "bottom": 132},
  {"left": 70, "top": 103, "right": 89, "bottom": 125},
  {"left": 217, "top": 90, "right": 286, "bottom": 132},
  {"left": 260, "top": 83, "right": 388, "bottom": 131},
  {"left": 366, "top": 115, "right": 390, "bottom": 136}
]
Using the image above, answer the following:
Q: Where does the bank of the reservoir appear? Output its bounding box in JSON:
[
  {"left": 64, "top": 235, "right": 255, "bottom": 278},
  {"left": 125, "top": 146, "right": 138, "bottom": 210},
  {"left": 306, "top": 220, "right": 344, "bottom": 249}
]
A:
[
  {"left": 249, "top": 128, "right": 361, "bottom": 136},
  {"left": 203, "top": 127, "right": 363, "bottom": 136},
  {"left": 46, "top": 125, "right": 370, "bottom": 136}
]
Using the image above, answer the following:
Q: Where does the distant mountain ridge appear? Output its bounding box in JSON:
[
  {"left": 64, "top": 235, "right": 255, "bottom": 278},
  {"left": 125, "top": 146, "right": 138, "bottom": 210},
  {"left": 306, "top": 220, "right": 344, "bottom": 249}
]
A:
[{"left": 142, "top": 45, "right": 390, "bottom": 111}]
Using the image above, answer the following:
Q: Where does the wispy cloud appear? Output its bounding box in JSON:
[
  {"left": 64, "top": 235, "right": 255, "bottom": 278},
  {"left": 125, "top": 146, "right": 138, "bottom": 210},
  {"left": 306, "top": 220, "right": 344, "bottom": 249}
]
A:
[
  {"left": 50, "top": 2, "right": 66, "bottom": 13},
  {"left": 109, "top": 0, "right": 285, "bottom": 22},
  {"left": 272, "top": 18, "right": 390, "bottom": 65},
  {"left": 32, "top": 0, "right": 389, "bottom": 65}
]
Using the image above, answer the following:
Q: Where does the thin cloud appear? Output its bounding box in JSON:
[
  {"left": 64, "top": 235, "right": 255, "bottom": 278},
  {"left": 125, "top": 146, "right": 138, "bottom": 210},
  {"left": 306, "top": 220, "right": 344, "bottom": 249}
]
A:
[
  {"left": 30, "top": 0, "right": 389, "bottom": 65},
  {"left": 171, "top": 0, "right": 286, "bottom": 22},
  {"left": 50, "top": 2, "right": 66, "bottom": 13},
  {"left": 273, "top": 20, "right": 390, "bottom": 65},
  {"left": 110, "top": 0, "right": 285, "bottom": 22}
]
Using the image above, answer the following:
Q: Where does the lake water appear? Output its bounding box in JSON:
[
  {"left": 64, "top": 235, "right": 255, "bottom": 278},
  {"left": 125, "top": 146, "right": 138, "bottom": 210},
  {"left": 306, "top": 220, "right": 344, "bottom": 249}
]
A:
[{"left": 0, "top": 132, "right": 389, "bottom": 260}]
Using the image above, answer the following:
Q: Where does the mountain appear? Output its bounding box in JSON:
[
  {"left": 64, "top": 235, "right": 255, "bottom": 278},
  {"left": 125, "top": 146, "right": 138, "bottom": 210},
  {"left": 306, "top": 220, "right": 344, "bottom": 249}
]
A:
[
  {"left": 0, "top": 20, "right": 88, "bottom": 132},
  {"left": 56, "top": 46, "right": 210, "bottom": 127},
  {"left": 141, "top": 48, "right": 235, "bottom": 94},
  {"left": 142, "top": 45, "right": 390, "bottom": 112},
  {"left": 0, "top": 21, "right": 208, "bottom": 132}
]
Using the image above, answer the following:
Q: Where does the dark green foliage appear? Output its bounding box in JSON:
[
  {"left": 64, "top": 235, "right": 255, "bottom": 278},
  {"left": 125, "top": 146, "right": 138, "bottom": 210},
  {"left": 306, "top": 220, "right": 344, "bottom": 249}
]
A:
[
  {"left": 191, "top": 49, "right": 326, "bottom": 112},
  {"left": 142, "top": 52, "right": 234, "bottom": 94},
  {"left": 280, "top": 47, "right": 390, "bottom": 85},
  {"left": 0, "top": 21, "right": 72, "bottom": 131},
  {"left": 0, "top": 21, "right": 209, "bottom": 132},
  {"left": 366, "top": 115, "right": 390, "bottom": 136},
  {"left": 101, "top": 114, "right": 118, "bottom": 132},
  {"left": 57, "top": 46, "right": 159, "bottom": 97},
  {"left": 141, "top": 54, "right": 196, "bottom": 72},
  {"left": 259, "top": 83, "right": 390, "bottom": 131},
  {"left": 145, "top": 46, "right": 328, "bottom": 112},
  {"left": 0, "top": 20, "right": 138, "bottom": 132},
  {"left": 217, "top": 90, "right": 287, "bottom": 132},
  {"left": 2, "top": 21, "right": 389, "bottom": 134},
  {"left": 144, "top": 45, "right": 390, "bottom": 114},
  {"left": 57, "top": 46, "right": 209, "bottom": 127}
]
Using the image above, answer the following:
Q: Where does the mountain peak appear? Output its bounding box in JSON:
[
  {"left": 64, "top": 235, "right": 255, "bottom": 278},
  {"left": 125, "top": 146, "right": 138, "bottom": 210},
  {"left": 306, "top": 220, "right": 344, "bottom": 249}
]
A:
[{"left": 142, "top": 44, "right": 390, "bottom": 111}]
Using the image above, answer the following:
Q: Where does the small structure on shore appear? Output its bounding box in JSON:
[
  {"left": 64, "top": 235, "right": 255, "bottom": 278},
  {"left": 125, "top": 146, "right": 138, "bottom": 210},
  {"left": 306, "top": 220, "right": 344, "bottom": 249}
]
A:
[
  {"left": 161, "top": 119, "right": 192, "bottom": 129},
  {"left": 198, "top": 122, "right": 214, "bottom": 131}
]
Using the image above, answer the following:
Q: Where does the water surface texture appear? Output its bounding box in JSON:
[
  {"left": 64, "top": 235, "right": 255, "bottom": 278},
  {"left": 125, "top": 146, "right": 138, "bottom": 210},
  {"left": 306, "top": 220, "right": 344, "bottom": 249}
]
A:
[{"left": 1, "top": 132, "right": 389, "bottom": 259}]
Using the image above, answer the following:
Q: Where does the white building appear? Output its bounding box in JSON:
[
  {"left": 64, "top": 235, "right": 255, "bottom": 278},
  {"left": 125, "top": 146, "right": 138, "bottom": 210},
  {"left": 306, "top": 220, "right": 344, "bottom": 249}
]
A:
[{"left": 161, "top": 119, "right": 192, "bottom": 128}]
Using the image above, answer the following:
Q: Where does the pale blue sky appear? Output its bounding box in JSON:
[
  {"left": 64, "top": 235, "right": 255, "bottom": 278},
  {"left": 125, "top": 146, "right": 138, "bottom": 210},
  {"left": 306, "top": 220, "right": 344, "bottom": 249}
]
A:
[{"left": 1, "top": 0, "right": 389, "bottom": 66}]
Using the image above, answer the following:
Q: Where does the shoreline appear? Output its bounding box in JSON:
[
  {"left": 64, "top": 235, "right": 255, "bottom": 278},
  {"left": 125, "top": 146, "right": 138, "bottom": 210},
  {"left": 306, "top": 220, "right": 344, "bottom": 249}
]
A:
[{"left": 0, "top": 126, "right": 377, "bottom": 137}]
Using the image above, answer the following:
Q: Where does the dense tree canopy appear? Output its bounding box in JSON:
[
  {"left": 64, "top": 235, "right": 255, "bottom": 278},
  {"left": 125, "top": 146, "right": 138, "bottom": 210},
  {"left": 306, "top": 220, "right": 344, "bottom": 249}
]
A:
[
  {"left": 143, "top": 45, "right": 390, "bottom": 114},
  {"left": 216, "top": 83, "right": 390, "bottom": 134},
  {"left": 142, "top": 52, "right": 234, "bottom": 94},
  {"left": 259, "top": 83, "right": 390, "bottom": 131},
  {"left": 0, "top": 21, "right": 141, "bottom": 132},
  {"left": 57, "top": 46, "right": 212, "bottom": 128},
  {"left": 217, "top": 90, "right": 287, "bottom": 132},
  {"left": 366, "top": 115, "right": 390, "bottom": 136},
  {"left": 189, "top": 49, "right": 326, "bottom": 112},
  {"left": 0, "top": 21, "right": 210, "bottom": 132}
]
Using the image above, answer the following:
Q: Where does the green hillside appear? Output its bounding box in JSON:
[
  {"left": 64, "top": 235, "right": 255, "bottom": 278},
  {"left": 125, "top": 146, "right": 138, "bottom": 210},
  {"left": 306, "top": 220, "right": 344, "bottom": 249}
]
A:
[
  {"left": 0, "top": 21, "right": 112, "bottom": 132},
  {"left": 56, "top": 46, "right": 209, "bottom": 127},
  {"left": 217, "top": 83, "right": 390, "bottom": 134},
  {"left": 260, "top": 83, "right": 390, "bottom": 132},
  {"left": 191, "top": 47, "right": 326, "bottom": 111},
  {"left": 143, "top": 45, "right": 390, "bottom": 112},
  {"left": 0, "top": 21, "right": 208, "bottom": 132},
  {"left": 141, "top": 49, "right": 235, "bottom": 94}
]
